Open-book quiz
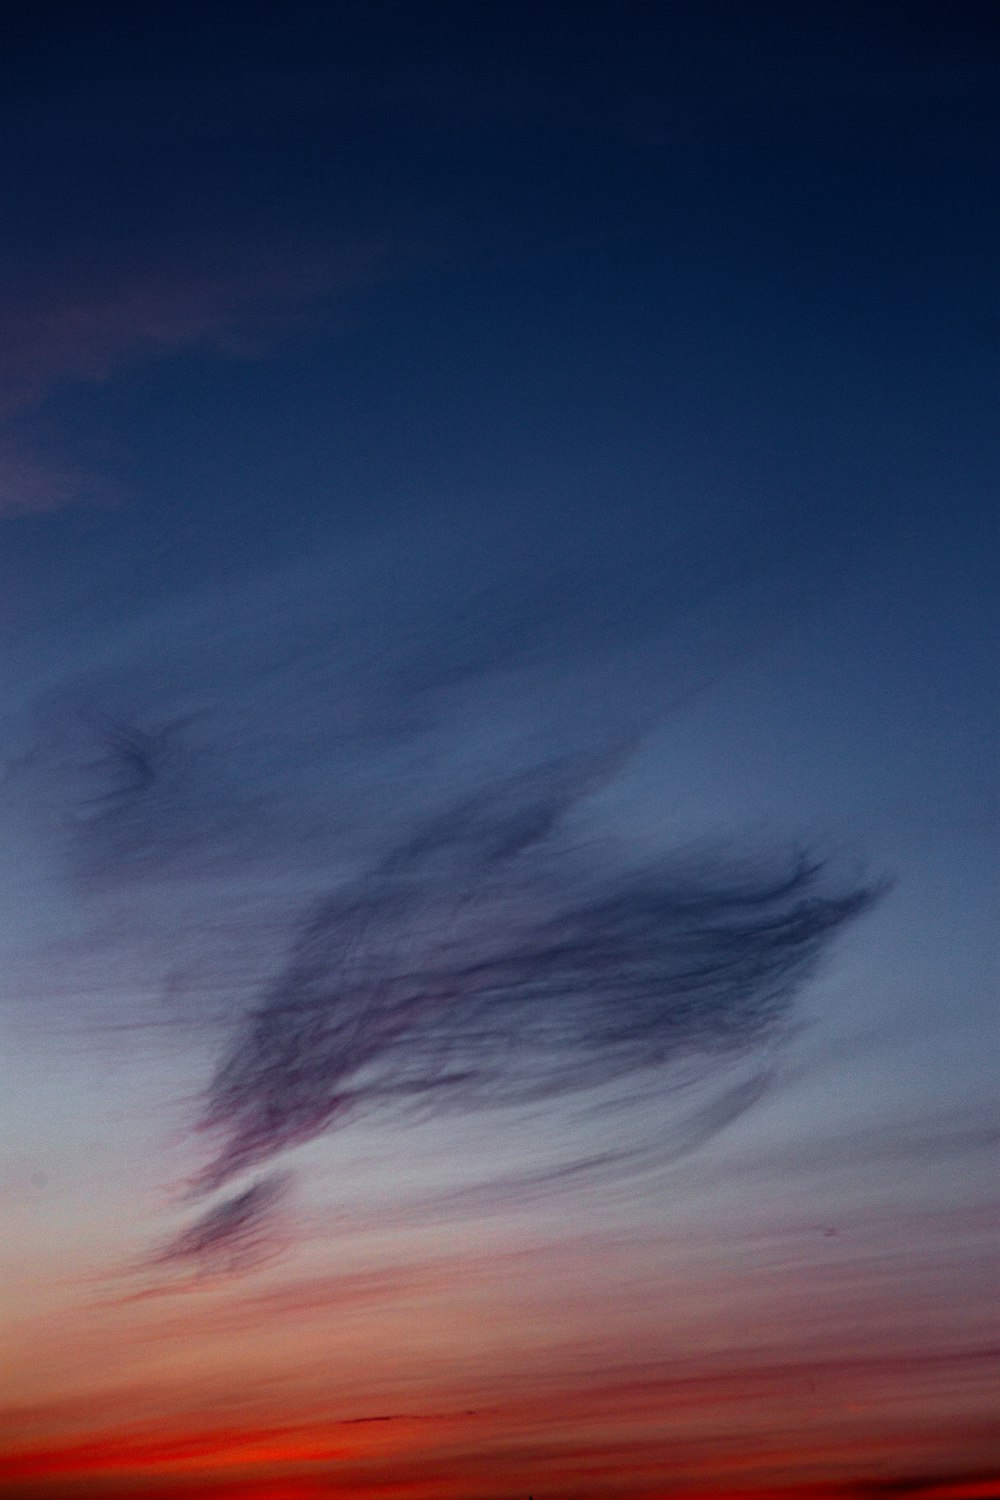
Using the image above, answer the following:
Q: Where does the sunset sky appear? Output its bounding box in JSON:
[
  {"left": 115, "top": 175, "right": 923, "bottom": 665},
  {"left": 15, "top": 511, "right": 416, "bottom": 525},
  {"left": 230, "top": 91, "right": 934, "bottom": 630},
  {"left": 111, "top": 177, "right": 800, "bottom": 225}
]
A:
[{"left": 0, "top": 5, "right": 997, "bottom": 1499}]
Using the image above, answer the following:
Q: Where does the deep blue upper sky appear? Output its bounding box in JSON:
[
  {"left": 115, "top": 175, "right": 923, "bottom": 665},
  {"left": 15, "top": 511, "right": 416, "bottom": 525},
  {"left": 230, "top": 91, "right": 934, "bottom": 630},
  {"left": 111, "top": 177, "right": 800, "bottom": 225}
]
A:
[{"left": 0, "top": 2, "right": 995, "bottom": 610}]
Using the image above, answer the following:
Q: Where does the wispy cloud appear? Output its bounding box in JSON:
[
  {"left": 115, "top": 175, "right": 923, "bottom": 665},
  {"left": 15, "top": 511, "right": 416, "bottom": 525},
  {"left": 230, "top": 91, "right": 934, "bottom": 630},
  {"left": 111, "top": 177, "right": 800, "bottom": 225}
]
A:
[
  {"left": 8, "top": 516, "right": 882, "bottom": 1275},
  {"left": 0, "top": 243, "right": 383, "bottom": 515},
  {"left": 149, "top": 1172, "right": 291, "bottom": 1275},
  {"left": 190, "top": 761, "right": 876, "bottom": 1202},
  {"left": 160, "top": 771, "right": 877, "bottom": 1275}
]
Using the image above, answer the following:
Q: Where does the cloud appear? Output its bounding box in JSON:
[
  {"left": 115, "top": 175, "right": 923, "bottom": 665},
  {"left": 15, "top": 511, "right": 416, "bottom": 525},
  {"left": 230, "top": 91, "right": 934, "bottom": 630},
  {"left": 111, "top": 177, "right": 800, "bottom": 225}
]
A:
[
  {"left": 0, "top": 244, "right": 380, "bottom": 515},
  {"left": 11, "top": 496, "right": 799, "bottom": 902},
  {"left": 696, "top": 1104, "right": 1000, "bottom": 1193},
  {"left": 192, "top": 758, "right": 877, "bottom": 1197},
  {"left": 149, "top": 1172, "right": 291, "bottom": 1275},
  {"left": 6, "top": 515, "right": 883, "bottom": 1275}
]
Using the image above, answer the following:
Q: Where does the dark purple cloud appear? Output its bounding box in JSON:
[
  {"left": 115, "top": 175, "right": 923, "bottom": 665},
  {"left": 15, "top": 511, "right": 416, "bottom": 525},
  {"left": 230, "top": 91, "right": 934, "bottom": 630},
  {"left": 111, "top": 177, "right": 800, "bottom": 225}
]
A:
[
  {"left": 192, "top": 758, "right": 878, "bottom": 1202},
  {"left": 150, "top": 1172, "right": 290, "bottom": 1275}
]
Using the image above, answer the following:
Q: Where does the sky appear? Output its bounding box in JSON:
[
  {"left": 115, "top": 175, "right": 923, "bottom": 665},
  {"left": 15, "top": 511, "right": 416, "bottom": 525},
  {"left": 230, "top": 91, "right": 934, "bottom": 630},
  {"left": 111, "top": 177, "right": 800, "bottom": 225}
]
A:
[{"left": 0, "top": 4, "right": 997, "bottom": 1498}]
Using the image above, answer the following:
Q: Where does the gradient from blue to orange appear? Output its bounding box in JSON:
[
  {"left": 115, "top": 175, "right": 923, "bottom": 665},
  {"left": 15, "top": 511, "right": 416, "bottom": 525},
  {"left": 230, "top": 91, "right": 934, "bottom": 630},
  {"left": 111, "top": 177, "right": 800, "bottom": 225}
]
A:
[{"left": 0, "top": 5, "right": 997, "bottom": 1498}]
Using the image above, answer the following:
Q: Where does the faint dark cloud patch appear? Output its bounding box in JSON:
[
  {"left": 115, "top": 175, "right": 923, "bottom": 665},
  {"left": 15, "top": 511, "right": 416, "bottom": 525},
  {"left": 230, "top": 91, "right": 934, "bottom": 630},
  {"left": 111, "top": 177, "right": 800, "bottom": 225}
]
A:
[{"left": 0, "top": 243, "right": 387, "bottom": 515}]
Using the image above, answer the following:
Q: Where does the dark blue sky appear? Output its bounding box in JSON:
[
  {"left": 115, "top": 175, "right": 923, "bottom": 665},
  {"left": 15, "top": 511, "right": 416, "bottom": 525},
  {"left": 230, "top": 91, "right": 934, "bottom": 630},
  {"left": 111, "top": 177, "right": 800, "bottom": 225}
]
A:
[
  {"left": 0, "top": 9, "right": 996, "bottom": 1496},
  {"left": 2, "top": 2, "right": 996, "bottom": 599}
]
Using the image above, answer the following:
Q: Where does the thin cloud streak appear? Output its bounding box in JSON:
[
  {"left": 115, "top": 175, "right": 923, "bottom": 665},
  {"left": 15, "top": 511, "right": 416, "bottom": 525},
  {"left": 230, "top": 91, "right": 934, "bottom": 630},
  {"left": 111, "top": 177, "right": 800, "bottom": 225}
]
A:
[
  {"left": 0, "top": 243, "right": 388, "bottom": 514},
  {"left": 149, "top": 1173, "right": 291, "bottom": 1275}
]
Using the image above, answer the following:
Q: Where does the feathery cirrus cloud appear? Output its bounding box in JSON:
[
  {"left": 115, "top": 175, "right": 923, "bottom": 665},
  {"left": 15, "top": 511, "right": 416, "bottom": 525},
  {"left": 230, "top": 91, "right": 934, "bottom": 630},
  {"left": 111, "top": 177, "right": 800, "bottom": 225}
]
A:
[{"left": 9, "top": 518, "right": 882, "bottom": 1278}]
